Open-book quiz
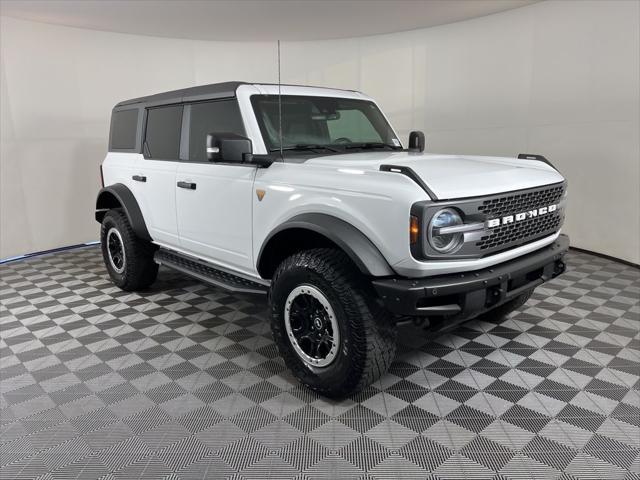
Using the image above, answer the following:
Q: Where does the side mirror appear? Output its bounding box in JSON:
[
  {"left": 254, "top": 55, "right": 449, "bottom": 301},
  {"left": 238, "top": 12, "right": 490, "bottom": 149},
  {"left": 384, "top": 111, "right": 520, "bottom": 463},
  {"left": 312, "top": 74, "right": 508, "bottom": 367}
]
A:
[
  {"left": 408, "top": 131, "right": 425, "bottom": 153},
  {"left": 206, "top": 133, "right": 252, "bottom": 163}
]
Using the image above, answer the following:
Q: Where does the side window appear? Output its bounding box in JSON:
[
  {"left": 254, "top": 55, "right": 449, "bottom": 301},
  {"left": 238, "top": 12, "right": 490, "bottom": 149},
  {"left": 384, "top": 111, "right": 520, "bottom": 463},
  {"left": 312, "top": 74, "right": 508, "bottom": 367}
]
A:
[
  {"left": 188, "top": 100, "right": 245, "bottom": 162},
  {"left": 144, "top": 105, "right": 183, "bottom": 159},
  {"left": 110, "top": 109, "right": 139, "bottom": 150}
]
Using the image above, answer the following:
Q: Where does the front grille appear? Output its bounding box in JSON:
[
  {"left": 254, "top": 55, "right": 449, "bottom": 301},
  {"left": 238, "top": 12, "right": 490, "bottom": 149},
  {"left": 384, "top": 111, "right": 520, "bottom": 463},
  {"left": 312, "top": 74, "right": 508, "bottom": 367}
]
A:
[
  {"left": 478, "top": 184, "right": 564, "bottom": 217},
  {"left": 476, "top": 184, "right": 565, "bottom": 253},
  {"left": 415, "top": 182, "right": 566, "bottom": 260},
  {"left": 477, "top": 213, "right": 562, "bottom": 250}
]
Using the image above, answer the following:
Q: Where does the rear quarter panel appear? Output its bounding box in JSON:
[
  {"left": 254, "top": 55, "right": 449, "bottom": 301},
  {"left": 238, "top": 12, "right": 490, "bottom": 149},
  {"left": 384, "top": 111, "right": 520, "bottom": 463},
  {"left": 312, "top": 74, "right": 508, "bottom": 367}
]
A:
[{"left": 101, "top": 152, "right": 179, "bottom": 245}]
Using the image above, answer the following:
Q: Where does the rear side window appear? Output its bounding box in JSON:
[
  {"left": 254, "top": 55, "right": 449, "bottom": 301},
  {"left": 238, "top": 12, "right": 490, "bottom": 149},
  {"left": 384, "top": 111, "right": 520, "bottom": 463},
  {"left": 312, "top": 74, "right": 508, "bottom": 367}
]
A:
[
  {"left": 144, "top": 105, "right": 183, "bottom": 159},
  {"left": 110, "top": 109, "right": 139, "bottom": 150},
  {"left": 188, "top": 100, "right": 245, "bottom": 162}
]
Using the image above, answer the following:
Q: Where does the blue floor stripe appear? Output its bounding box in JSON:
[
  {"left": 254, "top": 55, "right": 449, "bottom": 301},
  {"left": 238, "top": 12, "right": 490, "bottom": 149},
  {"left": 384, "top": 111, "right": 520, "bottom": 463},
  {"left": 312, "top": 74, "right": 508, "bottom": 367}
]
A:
[{"left": 0, "top": 241, "right": 99, "bottom": 265}]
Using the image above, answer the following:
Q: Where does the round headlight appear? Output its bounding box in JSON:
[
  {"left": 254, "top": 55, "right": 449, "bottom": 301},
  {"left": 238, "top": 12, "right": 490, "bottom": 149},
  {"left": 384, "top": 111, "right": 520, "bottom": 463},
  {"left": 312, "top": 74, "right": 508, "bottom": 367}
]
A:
[{"left": 428, "top": 208, "right": 464, "bottom": 253}]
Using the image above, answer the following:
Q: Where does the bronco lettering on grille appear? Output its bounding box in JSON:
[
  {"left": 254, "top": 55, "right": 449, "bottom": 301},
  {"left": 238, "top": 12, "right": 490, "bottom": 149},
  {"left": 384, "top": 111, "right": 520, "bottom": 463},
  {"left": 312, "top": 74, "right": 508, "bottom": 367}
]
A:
[{"left": 486, "top": 204, "right": 558, "bottom": 228}]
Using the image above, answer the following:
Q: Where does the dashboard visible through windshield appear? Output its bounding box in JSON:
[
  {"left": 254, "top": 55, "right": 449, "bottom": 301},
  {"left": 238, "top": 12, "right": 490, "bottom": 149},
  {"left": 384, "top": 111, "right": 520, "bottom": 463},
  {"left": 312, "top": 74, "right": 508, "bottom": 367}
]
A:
[{"left": 250, "top": 95, "right": 402, "bottom": 155}]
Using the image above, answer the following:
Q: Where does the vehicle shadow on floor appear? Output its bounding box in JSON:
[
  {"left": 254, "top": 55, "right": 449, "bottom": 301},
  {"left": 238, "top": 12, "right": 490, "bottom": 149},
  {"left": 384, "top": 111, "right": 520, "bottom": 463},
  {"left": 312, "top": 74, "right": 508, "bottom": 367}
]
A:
[{"left": 131, "top": 266, "right": 505, "bottom": 406}]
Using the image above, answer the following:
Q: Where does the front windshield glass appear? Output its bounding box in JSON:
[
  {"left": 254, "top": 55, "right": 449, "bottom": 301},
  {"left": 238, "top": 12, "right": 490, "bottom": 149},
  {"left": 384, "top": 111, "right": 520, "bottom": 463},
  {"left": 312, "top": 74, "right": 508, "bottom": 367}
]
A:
[{"left": 251, "top": 95, "right": 401, "bottom": 153}]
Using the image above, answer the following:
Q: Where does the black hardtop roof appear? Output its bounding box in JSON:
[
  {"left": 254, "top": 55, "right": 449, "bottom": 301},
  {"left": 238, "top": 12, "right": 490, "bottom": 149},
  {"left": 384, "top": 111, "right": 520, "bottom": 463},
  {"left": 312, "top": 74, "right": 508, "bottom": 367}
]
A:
[
  {"left": 114, "top": 81, "right": 360, "bottom": 110},
  {"left": 115, "top": 81, "right": 247, "bottom": 109}
]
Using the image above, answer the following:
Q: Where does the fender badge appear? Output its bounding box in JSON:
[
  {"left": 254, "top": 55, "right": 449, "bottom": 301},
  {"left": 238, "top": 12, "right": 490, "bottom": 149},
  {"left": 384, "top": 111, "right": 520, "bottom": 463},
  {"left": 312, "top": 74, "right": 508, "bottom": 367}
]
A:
[{"left": 256, "top": 189, "right": 266, "bottom": 201}]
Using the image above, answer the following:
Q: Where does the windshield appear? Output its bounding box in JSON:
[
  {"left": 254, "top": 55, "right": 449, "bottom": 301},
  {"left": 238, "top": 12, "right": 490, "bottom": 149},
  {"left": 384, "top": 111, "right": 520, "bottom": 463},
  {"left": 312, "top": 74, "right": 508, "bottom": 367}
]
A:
[{"left": 251, "top": 95, "right": 402, "bottom": 154}]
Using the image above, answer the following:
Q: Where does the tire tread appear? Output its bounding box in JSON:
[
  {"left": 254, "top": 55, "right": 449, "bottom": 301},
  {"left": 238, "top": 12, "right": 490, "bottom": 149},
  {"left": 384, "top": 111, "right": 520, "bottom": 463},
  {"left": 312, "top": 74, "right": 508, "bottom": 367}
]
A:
[
  {"left": 101, "top": 209, "right": 158, "bottom": 291},
  {"left": 270, "top": 248, "right": 396, "bottom": 397}
]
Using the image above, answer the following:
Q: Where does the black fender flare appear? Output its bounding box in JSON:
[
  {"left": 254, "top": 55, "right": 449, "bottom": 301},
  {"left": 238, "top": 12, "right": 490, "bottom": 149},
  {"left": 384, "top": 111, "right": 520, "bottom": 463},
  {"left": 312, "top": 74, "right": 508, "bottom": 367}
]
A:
[
  {"left": 95, "top": 183, "right": 151, "bottom": 242},
  {"left": 258, "top": 213, "right": 394, "bottom": 277}
]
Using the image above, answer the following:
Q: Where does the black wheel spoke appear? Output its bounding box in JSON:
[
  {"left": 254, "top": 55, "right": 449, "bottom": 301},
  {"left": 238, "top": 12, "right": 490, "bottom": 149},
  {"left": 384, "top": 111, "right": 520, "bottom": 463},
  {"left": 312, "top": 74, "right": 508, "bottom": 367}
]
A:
[
  {"left": 311, "top": 339, "right": 320, "bottom": 358},
  {"left": 298, "top": 333, "right": 313, "bottom": 343}
]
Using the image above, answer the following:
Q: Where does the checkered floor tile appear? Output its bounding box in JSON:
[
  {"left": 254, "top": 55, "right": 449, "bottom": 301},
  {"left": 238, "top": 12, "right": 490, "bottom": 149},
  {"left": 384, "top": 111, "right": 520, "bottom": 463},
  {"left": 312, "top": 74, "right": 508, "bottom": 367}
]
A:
[{"left": 1, "top": 247, "right": 638, "bottom": 479}]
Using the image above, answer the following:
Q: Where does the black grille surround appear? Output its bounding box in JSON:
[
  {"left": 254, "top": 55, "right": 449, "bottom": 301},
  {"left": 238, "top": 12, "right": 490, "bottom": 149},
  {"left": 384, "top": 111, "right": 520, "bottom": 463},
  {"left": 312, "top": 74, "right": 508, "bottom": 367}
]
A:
[{"left": 411, "top": 181, "right": 567, "bottom": 260}]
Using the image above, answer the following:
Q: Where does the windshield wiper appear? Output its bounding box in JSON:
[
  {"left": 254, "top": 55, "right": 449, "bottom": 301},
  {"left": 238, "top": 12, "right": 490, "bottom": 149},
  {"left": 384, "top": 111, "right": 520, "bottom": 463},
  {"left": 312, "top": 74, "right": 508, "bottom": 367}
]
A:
[
  {"left": 344, "top": 142, "right": 399, "bottom": 150},
  {"left": 269, "top": 144, "right": 339, "bottom": 153}
]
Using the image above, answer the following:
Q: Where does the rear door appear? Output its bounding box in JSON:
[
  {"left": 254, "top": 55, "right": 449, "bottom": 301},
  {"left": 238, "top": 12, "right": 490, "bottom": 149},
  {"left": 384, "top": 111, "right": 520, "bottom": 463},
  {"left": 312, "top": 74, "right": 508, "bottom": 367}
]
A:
[
  {"left": 132, "top": 104, "right": 182, "bottom": 247},
  {"left": 175, "top": 99, "right": 256, "bottom": 275}
]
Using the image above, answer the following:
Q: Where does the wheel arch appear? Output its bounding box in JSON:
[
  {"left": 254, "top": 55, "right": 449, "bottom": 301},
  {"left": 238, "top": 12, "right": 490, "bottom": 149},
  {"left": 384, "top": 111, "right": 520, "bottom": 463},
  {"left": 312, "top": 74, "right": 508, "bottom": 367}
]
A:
[
  {"left": 257, "top": 213, "right": 394, "bottom": 279},
  {"left": 95, "top": 184, "right": 151, "bottom": 242}
]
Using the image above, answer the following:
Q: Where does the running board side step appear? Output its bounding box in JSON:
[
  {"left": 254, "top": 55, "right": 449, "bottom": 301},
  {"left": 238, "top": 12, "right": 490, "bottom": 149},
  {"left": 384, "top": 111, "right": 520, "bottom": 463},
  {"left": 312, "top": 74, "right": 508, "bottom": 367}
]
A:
[{"left": 154, "top": 248, "right": 269, "bottom": 295}]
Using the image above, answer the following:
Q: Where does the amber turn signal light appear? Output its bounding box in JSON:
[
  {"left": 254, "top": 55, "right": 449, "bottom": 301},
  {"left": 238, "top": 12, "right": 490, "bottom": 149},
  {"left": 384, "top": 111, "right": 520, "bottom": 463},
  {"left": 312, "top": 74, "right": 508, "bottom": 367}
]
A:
[{"left": 410, "top": 215, "right": 420, "bottom": 244}]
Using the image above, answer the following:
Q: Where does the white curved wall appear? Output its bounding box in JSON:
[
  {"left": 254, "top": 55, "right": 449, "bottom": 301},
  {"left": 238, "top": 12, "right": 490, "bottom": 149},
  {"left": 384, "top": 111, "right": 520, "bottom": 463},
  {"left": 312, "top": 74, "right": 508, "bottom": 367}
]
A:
[
  {"left": 0, "top": 17, "right": 280, "bottom": 259},
  {"left": 280, "top": 0, "right": 640, "bottom": 264},
  {"left": 1, "top": 0, "right": 638, "bottom": 263}
]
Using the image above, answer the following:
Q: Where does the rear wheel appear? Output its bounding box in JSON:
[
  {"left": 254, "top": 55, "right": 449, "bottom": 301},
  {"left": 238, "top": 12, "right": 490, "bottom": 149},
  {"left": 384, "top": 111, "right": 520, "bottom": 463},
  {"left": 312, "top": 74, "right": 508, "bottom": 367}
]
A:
[
  {"left": 100, "top": 209, "right": 158, "bottom": 291},
  {"left": 269, "top": 248, "right": 396, "bottom": 398}
]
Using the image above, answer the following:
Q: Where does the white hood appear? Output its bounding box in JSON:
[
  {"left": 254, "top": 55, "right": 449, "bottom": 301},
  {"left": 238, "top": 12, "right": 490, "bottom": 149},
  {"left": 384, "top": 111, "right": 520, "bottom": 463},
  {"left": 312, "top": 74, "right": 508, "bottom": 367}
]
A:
[{"left": 306, "top": 152, "right": 565, "bottom": 199}]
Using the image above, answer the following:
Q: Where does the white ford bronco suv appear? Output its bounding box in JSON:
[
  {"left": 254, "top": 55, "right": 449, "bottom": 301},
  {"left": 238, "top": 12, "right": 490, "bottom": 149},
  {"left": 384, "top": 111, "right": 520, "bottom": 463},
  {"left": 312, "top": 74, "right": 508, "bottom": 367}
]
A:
[{"left": 96, "top": 82, "right": 568, "bottom": 397}]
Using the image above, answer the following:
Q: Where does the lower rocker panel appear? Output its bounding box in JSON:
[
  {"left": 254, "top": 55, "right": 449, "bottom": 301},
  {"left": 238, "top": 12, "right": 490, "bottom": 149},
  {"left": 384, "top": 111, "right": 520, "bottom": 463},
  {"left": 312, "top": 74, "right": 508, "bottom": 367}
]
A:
[{"left": 155, "top": 248, "right": 269, "bottom": 295}]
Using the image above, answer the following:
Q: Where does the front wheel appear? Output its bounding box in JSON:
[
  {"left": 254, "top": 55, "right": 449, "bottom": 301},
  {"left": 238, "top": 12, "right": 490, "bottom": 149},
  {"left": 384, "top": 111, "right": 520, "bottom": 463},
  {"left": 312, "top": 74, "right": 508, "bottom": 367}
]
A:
[{"left": 269, "top": 248, "right": 396, "bottom": 398}]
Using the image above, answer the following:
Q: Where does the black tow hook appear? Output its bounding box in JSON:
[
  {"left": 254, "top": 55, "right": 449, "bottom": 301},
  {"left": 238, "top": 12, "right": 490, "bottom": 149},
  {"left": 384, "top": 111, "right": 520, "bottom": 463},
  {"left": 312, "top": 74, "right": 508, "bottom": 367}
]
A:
[{"left": 412, "top": 317, "right": 430, "bottom": 328}]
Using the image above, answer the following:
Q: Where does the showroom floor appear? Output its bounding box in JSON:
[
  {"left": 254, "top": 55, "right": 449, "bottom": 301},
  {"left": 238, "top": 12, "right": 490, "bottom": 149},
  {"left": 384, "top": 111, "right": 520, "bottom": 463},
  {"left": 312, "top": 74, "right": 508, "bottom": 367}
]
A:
[{"left": 0, "top": 247, "right": 638, "bottom": 480}]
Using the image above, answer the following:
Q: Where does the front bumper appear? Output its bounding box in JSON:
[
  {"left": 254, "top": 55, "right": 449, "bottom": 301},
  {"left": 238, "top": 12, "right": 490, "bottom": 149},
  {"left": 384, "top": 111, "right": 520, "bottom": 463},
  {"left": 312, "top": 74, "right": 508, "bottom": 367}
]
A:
[{"left": 373, "top": 234, "right": 569, "bottom": 322}]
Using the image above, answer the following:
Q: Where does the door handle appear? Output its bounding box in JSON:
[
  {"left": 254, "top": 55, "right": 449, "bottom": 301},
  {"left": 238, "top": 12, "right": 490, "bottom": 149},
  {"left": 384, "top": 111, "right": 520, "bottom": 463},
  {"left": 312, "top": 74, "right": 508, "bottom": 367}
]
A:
[
  {"left": 177, "top": 181, "right": 197, "bottom": 190},
  {"left": 132, "top": 175, "right": 146, "bottom": 182}
]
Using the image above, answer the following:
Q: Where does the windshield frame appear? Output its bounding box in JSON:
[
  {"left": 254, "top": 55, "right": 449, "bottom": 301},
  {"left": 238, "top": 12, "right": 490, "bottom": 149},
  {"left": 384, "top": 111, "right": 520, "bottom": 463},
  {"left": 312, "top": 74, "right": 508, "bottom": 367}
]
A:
[{"left": 249, "top": 94, "right": 402, "bottom": 155}]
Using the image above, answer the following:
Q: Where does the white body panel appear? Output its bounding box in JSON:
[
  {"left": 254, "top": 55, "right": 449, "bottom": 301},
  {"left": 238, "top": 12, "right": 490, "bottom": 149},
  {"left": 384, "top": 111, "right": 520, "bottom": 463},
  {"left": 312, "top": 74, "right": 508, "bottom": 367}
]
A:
[
  {"left": 176, "top": 162, "right": 256, "bottom": 275},
  {"left": 252, "top": 161, "right": 426, "bottom": 272},
  {"left": 250, "top": 159, "right": 562, "bottom": 279},
  {"left": 101, "top": 83, "right": 567, "bottom": 281},
  {"left": 305, "top": 152, "right": 564, "bottom": 200},
  {"left": 101, "top": 153, "right": 179, "bottom": 245},
  {"left": 393, "top": 232, "right": 560, "bottom": 277}
]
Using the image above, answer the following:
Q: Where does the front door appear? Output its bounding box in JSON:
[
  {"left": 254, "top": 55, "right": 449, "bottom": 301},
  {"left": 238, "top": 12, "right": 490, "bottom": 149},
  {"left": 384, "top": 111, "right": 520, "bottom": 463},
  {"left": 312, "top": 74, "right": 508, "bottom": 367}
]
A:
[
  {"left": 176, "top": 163, "right": 256, "bottom": 274},
  {"left": 175, "top": 100, "right": 256, "bottom": 275}
]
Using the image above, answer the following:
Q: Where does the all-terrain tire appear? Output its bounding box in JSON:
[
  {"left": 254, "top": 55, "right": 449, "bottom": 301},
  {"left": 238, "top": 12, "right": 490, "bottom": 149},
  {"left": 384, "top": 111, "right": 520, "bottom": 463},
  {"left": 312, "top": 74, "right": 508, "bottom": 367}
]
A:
[
  {"left": 269, "top": 248, "right": 396, "bottom": 398},
  {"left": 481, "top": 289, "right": 533, "bottom": 320},
  {"left": 100, "top": 209, "right": 158, "bottom": 291}
]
